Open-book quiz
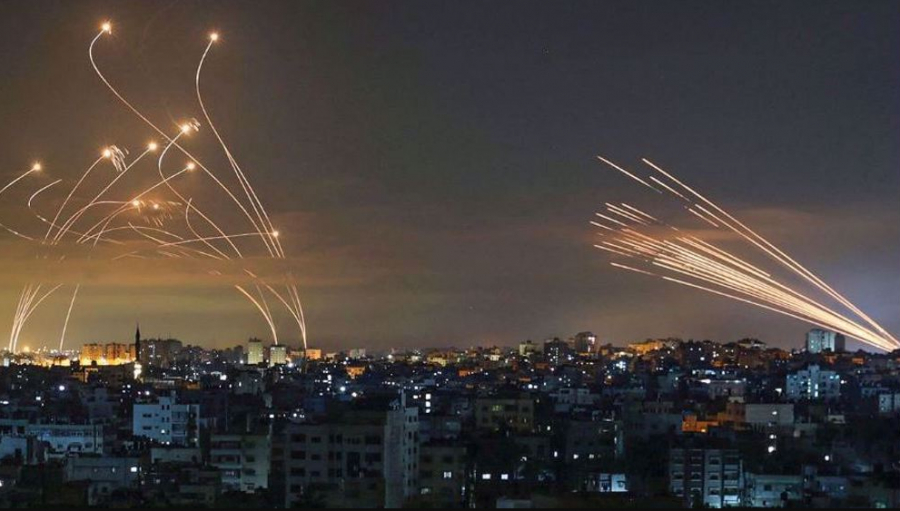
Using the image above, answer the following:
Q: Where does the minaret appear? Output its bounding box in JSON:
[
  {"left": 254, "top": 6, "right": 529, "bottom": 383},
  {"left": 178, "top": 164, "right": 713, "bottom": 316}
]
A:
[
  {"left": 134, "top": 323, "right": 143, "bottom": 381},
  {"left": 135, "top": 323, "right": 142, "bottom": 363}
]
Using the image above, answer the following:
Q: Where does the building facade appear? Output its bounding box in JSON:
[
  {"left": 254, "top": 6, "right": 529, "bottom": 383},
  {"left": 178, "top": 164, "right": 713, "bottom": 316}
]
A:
[
  {"left": 133, "top": 395, "right": 200, "bottom": 446},
  {"left": 806, "top": 329, "right": 846, "bottom": 354},
  {"left": 669, "top": 448, "right": 743, "bottom": 508},
  {"left": 785, "top": 365, "right": 841, "bottom": 401},
  {"left": 283, "top": 400, "right": 419, "bottom": 508}
]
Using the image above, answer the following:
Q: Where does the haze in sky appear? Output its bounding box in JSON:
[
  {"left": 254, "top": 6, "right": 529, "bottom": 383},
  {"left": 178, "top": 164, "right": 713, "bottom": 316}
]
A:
[{"left": 0, "top": 0, "right": 897, "bottom": 351}]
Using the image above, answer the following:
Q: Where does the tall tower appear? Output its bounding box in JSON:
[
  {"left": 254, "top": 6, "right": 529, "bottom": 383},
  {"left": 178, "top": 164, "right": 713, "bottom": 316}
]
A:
[
  {"left": 133, "top": 323, "right": 144, "bottom": 382},
  {"left": 135, "top": 323, "right": 142, "bottom": 362}
]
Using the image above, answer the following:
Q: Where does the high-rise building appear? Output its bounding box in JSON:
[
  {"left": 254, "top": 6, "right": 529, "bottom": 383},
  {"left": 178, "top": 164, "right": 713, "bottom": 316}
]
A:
[
  {"left": 80, "top": 344, "right": 105, "bottom": 365},
  {"left": 283, "top": 395, "right": 419, "bottom": 508},
  {"left": 104, "top": 343, "right": 135, "bottom": 363},
  {"left": 133, "top": 395, "right": 200, "bottom": 446},
  {"left": 785, "top": 365, "right": 841, "bottom": 401},
  {"left": 543, "top": 338, "right": 574, "bottom": 366},
  {"left": 475, "top": 395, "right": 535, "bottom": 434},
  {"left": 80, "top": 342, "right": 137, "bottom": 366},
  {"left": 247, "top": 339, "right": 264, "bottom": 366},
  {"left": 745, "top": 473, "right": 803, "bottom": 508},
  {"left": 518, "top": 340, "right": 543, "bottom": 357},
  {"left": 210, "top": 433, "right": 271, "bottom": 493},
  {"left": 806, "top": 329, "right": 845, "bottom": 354},
  {"left": 669, "top": 448, "right": 744, "bottom": 508},
  {"left": 269, "top": 345, "right": 287, "bottom": 367},
  {"left": 573, "top": 332, "right": 597, "bottom": 354},
  {"left": 140, "top": 338, "right": 183, "bottom": 368},
  {"left": 418, "top": 442, "right": 467, "bottom": 508}
]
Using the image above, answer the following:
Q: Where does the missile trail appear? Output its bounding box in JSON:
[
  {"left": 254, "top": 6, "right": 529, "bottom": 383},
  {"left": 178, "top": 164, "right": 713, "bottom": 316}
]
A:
[{"left": 593, "top": 156, "right": 898, "bottom": 352}]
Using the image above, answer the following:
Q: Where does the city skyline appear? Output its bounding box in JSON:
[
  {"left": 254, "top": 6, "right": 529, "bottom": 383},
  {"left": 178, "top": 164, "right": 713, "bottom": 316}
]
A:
[
  {"left": 0, "top": 0, "right": 897, "bottom": 351},
  {"left": 1, "top": 3, "right": 899, "bottom": 510}
]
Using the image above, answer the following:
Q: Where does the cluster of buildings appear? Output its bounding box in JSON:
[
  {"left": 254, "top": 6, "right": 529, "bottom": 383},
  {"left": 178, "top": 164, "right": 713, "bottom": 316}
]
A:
[{"left": 0, "top": 327, "right": 897, "bottom": 508}]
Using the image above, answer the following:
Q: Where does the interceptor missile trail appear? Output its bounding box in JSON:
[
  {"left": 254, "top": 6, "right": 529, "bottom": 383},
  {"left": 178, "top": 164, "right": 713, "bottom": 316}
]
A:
[
  {"left": 59, "top": 285, "right": 80, "bottom": 352},
  {"left": 0, "top": 164, "right": 43, "bottom": 241},
  {"left": 593, "top": 156, "right": 899, "bottom": 352},
  {"left": 0, "top": 20, "right": 310, "bottom": 352},
  {"left": 46, "top": 154, "right": 106, "bottom": 242},
  {"left": 197, "top": 34, "right": 282, "bottom": 259}
]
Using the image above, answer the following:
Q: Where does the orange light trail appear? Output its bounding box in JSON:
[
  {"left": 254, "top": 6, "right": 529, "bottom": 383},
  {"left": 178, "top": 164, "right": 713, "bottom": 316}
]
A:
[{"left": 593, "top": 156, "right": 898, "bottom": 352}]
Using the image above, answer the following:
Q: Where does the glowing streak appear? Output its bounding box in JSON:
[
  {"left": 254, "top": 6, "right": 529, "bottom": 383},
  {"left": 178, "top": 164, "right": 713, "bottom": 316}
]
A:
[
  {"left": 0, "top": 165, "right": 41, "bottom": 195},
  {"left": 649, "top": 175, "right": 689, "bottom": 201},
  {"left": 597, "top": 156, "right": 661, "bottom": 193},
  {"left": 28, "top": 179, "right": 61, "bottom": 209},
  {"left": 264, "top": 283, "right": 306, "bottom": 345},
  {"left": 155, "top": 127, "right": 243, "bottom": 258},
  {"left": 79, "top": 164, "right": 193, "bottom": 245},
  {"left": 606, "top": 203, "right": 649, "bottom": 225},
  {"left": 256, "top": 284, "right": 277, "bottom": 345},
  {"left": 0, "top": 165, "right": 43, "bottom": 240},
  {"left": 593, "top": 156, "right": 898, "bottom": 351},
  {"left": 0, "top": 24, "right": 313, "bottom": 356},
  {"left": 620, "top": 203, "right": 659, "bottom": 223},
  {"left": 661, "top": 240, "right": 889, "bottom": 346},
  {"left": 59, "top": 285, "right": 80, "bottom": 351},
  {"left": 659, "top": 275, "right": 885, "bottom": 350},
  {"left": 46, "top": 156, "right": 104, "bottom": 242},
  {"left": 90, "top": 33, "right": 274, "bottom": 259},
  {"left": 54, "top": 147, "right": 153, "bottom": 243},
  {"left": 590, "top": 221, "right": 615, "bottom": 232},
  {"left": 197, "top": 37, "right": 280, "bottom": 258},
  {"left": 610, "top": 262, "right": 658, "bottom": 277},
  {"left": 602, "top": 241, "right": 644, "bottom": 257},
  {"left": 595, "top": 213, "right": 628, "bottom": 228},
  {"left": 8, "top": 286, "right": 29, "bottom": 352},
  {"left": 120, "top": 223, "right": 224, "bottom": 261},
  {"left": 184, "top": 198, "right": 230, "bottom": 260},
  {"left": 687, "top": 207, "right": 720, "bottom": 228},
  {"left": 287, "top": 281, "right": 308, "bottom": 351},
  {"left": 157, "top": 232, "right": 276, "bottom": 249},
  {"left": 10, "top": 284, "right": 63, "bottom": 353},
  {"left": 596, "top": 246, "right": 632, "bottom": 258},
  {"left": 680, "top": 237, "right": 771, "bottom": 279},
  {"left": 10, "top": 286, "right": 34, "bottom": 353},
  {"left": 235, "top": 285, "right": 278, "bottom": 344},
  {"left": 643, "top": 157, "right": 899, "bottom": 347}
]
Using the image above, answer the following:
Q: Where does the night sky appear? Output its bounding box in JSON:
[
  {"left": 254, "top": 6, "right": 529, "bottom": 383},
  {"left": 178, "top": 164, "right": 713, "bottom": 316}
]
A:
[{"left": 0, "top": 0, "right": 897, "bottom": 351}]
